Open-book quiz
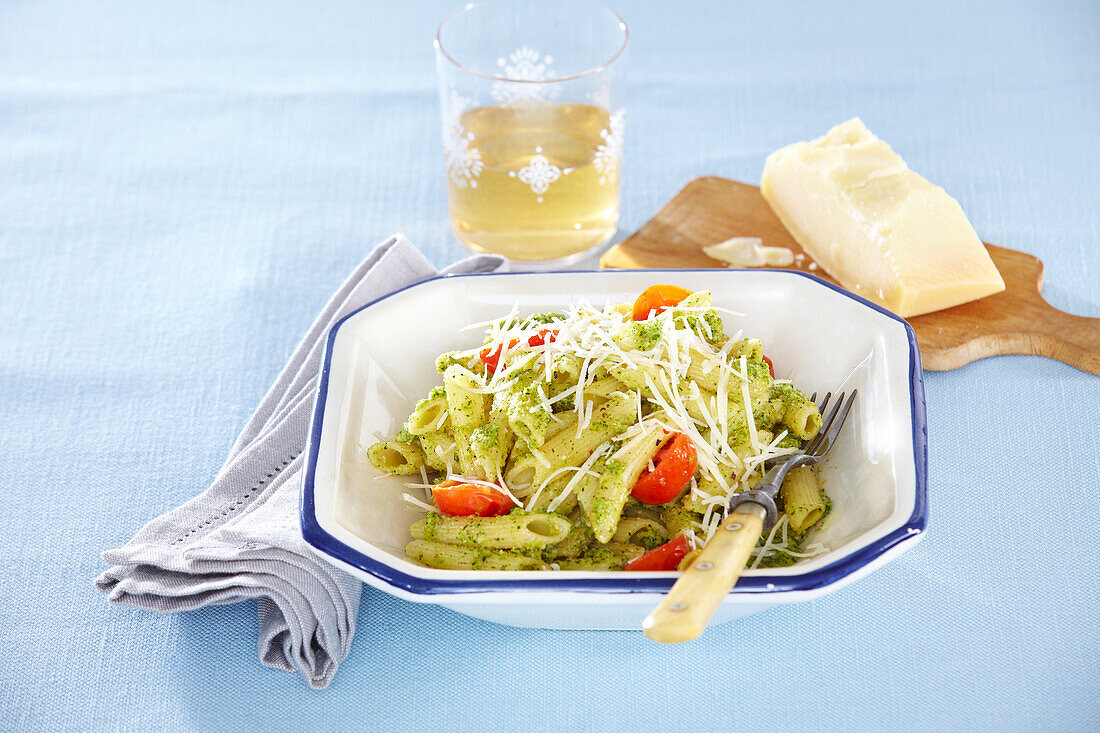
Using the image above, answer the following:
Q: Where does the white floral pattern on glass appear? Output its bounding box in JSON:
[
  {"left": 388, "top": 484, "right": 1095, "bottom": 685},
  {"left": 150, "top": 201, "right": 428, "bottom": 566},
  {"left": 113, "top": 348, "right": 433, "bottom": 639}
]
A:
[
  {"left": 594, "top": 109, "right": 624, "bottom": 185},
  {"left": 491, "top": 46, "right": 560, "bottom": 105},
  {"left": 448, "top": 89, "right": 472, "bottom": 117},
  {"left": 443, "top": 120, "right": 483, "bottom": 189},
  {"left": 516, "top": 155, "right": 560, "bottom": 194},
  {"left": 508, "top": 146, "right": 571, "bottom": 202}
]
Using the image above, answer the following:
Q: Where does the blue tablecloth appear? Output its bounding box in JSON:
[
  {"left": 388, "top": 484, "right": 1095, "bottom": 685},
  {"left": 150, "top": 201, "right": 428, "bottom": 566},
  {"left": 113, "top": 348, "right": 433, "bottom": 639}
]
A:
[{"left": 1, "top": 1, "right": 1097, "bottom": 730}]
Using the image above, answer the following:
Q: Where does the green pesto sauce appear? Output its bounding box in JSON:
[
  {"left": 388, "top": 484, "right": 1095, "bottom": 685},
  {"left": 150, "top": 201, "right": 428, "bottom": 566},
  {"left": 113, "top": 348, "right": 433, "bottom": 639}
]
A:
[
  {"left": 592, "top": 496, "right": 612, "bottom": 524},
  {"left": 754, "top": 550, "right": 798, "bottom": 568},
  {"left": 523, "top": 312, "right": 565, "bottom": 326},
  {"left": 584, "top": 547, "right": 615, "bottom": 562},
  {"left": 470, "top": 548, "right": 492, "bottom": 569},
  {"left": 633, "top": 526, "right": 666, "bottom": 551},
  {"left": 757, "top": 495, "right": 832, "bottom": 568},
  {"left": 471, "top": 423, "right": 499, "bottom": 451},
  {"left": 749, "top": 359, "right": 771, "bottom": 380},
  {"left": 454, "top": 520, "right": 546, "bottom": 553},
  {"left": 421, "top": 512, "right": 439, "bottom": 541},
  {"left": 673, "top": 310, "right": 725, "bottom": 346},
  {"left": 435, "top": 352, "right": 466, "bottom": 373},
  {"left": 775, "top": 434, "right": 802, "bottom": 450},
  {"left": 631, "top": 320, "right": 662, "bottom": 351},
  {"left": 508, "top": 368, "right": 537, "bottom": 388},
  {"left": 771, "top": 382, "right": 809, "bottom": 404}
]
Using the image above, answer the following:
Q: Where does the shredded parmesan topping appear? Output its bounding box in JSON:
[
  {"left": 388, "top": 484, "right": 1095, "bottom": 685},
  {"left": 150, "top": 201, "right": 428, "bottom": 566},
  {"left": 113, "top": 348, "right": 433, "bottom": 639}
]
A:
[
  {"left": 398, "top": 293, "right": 814, "bottom": 564},
  {"left": 402, "top": 493, "right": 439, "bottom": 513}
]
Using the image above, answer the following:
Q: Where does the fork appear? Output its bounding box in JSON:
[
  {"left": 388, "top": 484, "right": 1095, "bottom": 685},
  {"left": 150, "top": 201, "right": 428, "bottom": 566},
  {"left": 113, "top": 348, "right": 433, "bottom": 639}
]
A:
[{"left": 643, "top": 390, "right": 857, "bottom": 643}]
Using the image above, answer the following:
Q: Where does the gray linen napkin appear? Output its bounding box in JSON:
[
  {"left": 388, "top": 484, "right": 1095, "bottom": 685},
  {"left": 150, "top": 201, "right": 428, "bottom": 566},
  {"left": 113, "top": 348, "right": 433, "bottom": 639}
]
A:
[{"left": 96, "top": 234, "right": 506, "bottom": 688}]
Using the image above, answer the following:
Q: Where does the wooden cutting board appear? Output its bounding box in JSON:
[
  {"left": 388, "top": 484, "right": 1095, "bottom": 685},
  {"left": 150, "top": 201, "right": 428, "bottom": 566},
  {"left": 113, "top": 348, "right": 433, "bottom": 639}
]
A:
[{"left": 600, "top": 176, "right": 1100, "bottom": 374}]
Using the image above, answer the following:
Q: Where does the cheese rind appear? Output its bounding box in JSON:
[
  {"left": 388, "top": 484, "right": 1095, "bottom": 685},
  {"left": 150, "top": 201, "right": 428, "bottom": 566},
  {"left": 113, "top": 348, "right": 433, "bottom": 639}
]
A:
[{"left": 760, "top": 118, "right": 1005, "bottom": 317}]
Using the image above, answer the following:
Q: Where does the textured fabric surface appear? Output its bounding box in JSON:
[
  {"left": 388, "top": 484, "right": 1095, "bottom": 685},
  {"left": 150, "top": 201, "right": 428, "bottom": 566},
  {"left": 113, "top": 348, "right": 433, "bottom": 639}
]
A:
[
  {"left": 1, "top": 0, "right": 1097, "bottom": 730},
  {"left": 93, "top": 235, "right": 505, "bottom": 688}
]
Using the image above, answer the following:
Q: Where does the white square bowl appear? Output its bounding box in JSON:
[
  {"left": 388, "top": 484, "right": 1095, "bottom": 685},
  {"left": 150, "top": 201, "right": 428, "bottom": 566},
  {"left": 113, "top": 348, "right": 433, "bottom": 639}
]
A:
[{"left": 301, "top": 269, "right": 927, "bottom": 630}]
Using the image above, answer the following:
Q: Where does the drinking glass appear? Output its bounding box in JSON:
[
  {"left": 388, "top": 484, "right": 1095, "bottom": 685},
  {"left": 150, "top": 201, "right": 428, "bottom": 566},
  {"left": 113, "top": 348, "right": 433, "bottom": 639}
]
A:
[{"left": 435, "top": 0, "right": 628, "bottom": 265}]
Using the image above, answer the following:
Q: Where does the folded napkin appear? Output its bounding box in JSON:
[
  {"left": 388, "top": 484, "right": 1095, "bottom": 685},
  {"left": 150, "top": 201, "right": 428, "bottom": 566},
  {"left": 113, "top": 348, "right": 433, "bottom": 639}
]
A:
[{"left": 96, "top": 235, "right": 506, "bottom": 688}]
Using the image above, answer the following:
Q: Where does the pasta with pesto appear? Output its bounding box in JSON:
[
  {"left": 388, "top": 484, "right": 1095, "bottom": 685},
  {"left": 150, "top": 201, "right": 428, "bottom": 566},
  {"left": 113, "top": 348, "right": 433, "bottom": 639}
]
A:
[{"left": 365, "top": 285, "right": 832, "bottom": 571}]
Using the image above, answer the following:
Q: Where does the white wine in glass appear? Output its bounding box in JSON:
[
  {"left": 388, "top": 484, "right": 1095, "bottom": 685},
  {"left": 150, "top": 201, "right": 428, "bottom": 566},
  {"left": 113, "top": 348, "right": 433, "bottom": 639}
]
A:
[
  {"left": 436, "top": 0, "right": 628, "bottom": 265},
  {"left": 446, "top": 102, "right": 622, "bottom": 261}
]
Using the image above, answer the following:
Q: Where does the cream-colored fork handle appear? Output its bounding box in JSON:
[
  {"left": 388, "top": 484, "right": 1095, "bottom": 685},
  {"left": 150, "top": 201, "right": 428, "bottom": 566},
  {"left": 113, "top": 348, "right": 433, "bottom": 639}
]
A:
[{"left": 642, "top": 504, "right": 766, "bottom": 643}]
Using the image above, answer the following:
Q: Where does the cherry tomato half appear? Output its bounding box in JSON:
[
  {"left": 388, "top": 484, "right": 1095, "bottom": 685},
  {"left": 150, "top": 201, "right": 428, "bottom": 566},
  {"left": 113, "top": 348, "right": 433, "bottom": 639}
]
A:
[
  {"left": 432, "top": 480, "right": 513, "bottom": 517},
  {"left": 527, "top": 328, "right": 558, "bottom": 348},
  {"left": 478, "top": 339, "right": 518, "bottom": 374},
  {"left": 479, "top": 330, "right": 558, "bottom": 373},
  {"left": 624, "top": 534, "right": 692, "bottom": 571},
  {"left": 631, "top": 285, "right": 693, "bottom": 321},
  {"left": 630, "top": 433, "right": 698, "bottom": 505}
]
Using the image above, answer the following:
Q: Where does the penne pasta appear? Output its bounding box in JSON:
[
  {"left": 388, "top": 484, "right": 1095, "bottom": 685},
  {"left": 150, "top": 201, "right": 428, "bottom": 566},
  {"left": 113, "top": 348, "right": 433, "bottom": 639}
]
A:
[
  {"left": 443, "top": 364, "right": 490, "bottom": 428},
  {"left": 411, "top": 512, "right": 571, "bottom": 550},
  {"left": 366, "top": 441, "right": 424, "bottom": 475},
  {"left": 404, "top": 539, "right": 544, "bottom": 571},
  {"left": 366, "top": 286, "right": 832, "bottom": 572},
  {"left": 584, "top": 420, "right": 670, "bottom": 543},
  {"left": 782, "top": 466, "right": 828, "bottom": 533}
]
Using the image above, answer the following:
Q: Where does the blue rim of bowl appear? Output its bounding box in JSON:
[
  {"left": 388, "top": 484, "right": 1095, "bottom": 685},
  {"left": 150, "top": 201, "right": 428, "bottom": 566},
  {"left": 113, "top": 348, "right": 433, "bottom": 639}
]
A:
[{"left": 300, "top": 269, "right": 928, "bottom": 596}]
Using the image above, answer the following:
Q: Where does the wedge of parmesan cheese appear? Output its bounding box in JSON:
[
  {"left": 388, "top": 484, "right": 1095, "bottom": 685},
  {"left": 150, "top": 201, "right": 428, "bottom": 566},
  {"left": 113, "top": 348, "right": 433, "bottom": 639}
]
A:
[
  {"left": 760, "top": 118, "right": 1004, "bottom": 317},
  {"left": 703, "top": 237, "right": 795, "bottom": 268}
]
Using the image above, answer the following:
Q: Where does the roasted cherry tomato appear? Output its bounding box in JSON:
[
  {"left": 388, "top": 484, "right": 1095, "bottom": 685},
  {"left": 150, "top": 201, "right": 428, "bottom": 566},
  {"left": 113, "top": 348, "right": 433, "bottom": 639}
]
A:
[
  {"left": 630, "top": 433, "right": 698, "bottom": 505},
  {"left": 762, "top": 355, "right": 775, "bottom": 378},
  {"left": 631, "top": 285, "right": 693, "bottom": 321},
  {"left": 432, "top": 480, "right": 513, "bottom": 517},
  {"left": 624, "top": 534, "right": 692, "bottom": 571},
  {"left": 478, "top": 339, "right": 518, "bottom": 373},
  {"left": 527, "top": 328, "right": 558, "bottom": 348},
  {"left": 479, "top": 330, "right": 559, "bottom": 373}
]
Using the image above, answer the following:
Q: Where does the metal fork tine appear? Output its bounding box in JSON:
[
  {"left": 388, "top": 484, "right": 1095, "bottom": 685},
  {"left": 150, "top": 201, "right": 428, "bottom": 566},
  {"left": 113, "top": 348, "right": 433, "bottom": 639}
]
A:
[
  {"left": 804, "top": 391, "right": 844, "bottom": 455},
  {"left": 813, "top": 390, "right": 857, "bottom": 456},
  {"left": 817, "top": 391, "right": 832, "bottom": 414},
  {"left": 756, "top": 390, "right": 856, "bottom": 509},
  {"left": 809, "top": 392, "right": 817, "bottom": 403}
]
